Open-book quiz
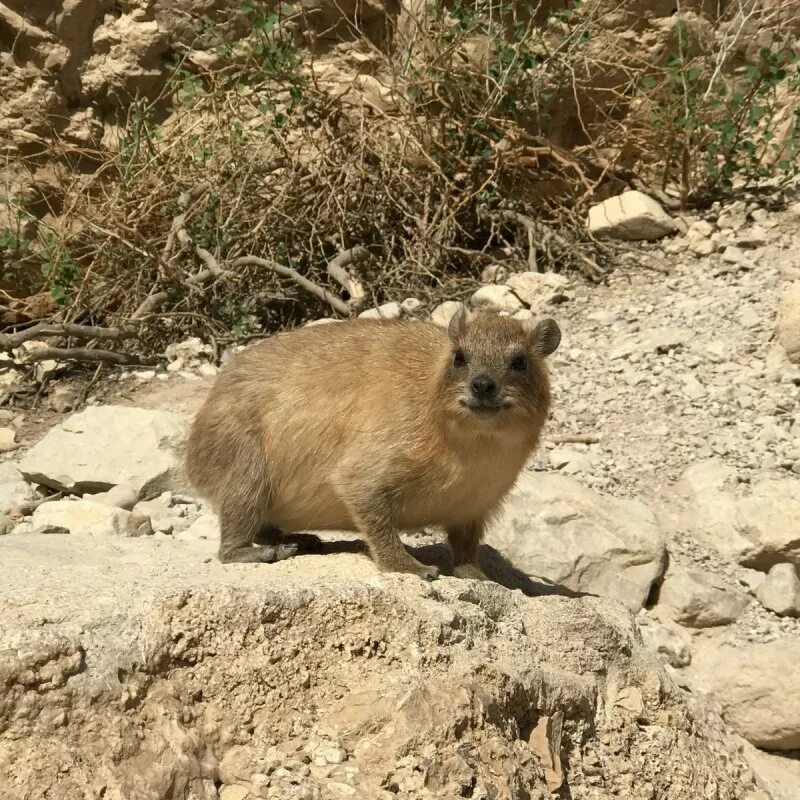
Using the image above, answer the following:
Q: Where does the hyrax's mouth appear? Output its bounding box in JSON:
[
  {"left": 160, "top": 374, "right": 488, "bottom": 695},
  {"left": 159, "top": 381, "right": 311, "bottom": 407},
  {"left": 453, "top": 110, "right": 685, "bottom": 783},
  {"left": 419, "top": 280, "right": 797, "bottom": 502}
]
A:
[{"left": 459, "top": 398, "right": 509, "bottom": 415}]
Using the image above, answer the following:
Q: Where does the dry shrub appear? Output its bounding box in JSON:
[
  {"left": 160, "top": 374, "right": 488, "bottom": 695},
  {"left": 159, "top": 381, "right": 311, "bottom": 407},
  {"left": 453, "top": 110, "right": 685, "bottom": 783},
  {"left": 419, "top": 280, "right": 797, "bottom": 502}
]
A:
[{"left": 1, "top": 0, "right": 798, "bottom": 359}]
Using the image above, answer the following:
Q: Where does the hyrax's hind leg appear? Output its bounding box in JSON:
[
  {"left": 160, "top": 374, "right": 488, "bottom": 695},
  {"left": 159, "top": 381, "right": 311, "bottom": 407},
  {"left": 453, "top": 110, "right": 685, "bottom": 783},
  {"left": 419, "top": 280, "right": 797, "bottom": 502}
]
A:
[
  {"left": 447, "top": 520, "right": 489, "bottom": 581},
  {"left": 339, "top": 485, "right": 439, "bottom": 581},
  {"left": 217, "top": 453, "right": 296, "bottom": 564}
]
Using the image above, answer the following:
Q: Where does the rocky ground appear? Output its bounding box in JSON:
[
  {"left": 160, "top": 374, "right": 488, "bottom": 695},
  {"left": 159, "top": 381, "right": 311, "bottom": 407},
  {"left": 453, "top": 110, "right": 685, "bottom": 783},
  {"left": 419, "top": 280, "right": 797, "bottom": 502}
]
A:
[{"left": 2, "top": 194, "right": 800, "bottom": 799}]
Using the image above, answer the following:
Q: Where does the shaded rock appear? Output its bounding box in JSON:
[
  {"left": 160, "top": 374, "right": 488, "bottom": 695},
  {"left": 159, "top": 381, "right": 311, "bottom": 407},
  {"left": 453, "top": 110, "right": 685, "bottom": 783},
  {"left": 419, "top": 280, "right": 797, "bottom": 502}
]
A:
[
  {"left": 777, "top": 282, "right": 800, "bottom": 363},
  {"left": 19, "top": 405, "right": 187, "bottom": 499},
  {"left": 755, "top": 563, "right": 800, "bottom": 617},
  {"left": 658, "top": 566, "right": 749, "bottom": 628},
  {"left": 692, "top": 640, "right": 800, "bottom": 750},
  {"left": 490, "top": 473, "right": 666, "bottom": 611},
  {"left": 587, "top": 190, "right": 676, "bottom": 241},
  {"left": 31, "top": 499, "right": 153, "bottom": 538},
  {"left": 680, "top": 460, "right": 800, "bottom": 570},
  {"left": 468, "top": 285, "right": 524, "bottom": 313},
  {"left": 740, "top": 741, "right": 800, "bottom": 800}
]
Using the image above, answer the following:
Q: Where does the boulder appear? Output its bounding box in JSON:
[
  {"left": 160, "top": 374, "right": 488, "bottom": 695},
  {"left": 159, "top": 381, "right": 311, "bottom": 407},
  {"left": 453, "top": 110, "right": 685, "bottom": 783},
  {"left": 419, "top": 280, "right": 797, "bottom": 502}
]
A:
[
  {"left": 0, "top": 538, "right": 755, "bottom": 799},
  {"left": 85, "top": 485, "right": 139, "bottom": 511},
  {"left": 0, "top": 462, "right": 39, "bottom": 515},
  {"left": 692, "top": 640, "right": 800, "bottom": 750},
  {"left": 755, "top": 563, "right": 800, "bottom": 617},
  {"left": 505, "top": 271, "right": 569, "bottom": 308},
  {"left": 19, "top": 405, "right": 187, "bottom": 499},
  {"left": 658, "top": 566, "right": 749, "bottom": 627},
  {"left": 680, "top": 460, "right": 800, "bottom": 570},
  {"left": 469, "top": 285, "right": 524, "bottom": 313},
  {"left": 490, "top": 473, "right": 666, "bottom": 611},
  {"left": 587, "top": 190, "right": 677, "bottom": 241},
  {"left": 777, "top": 282, "right": 800, "bottom": 363},
  {"left": 31, "top": 499, "right": 153, "bottom": 538}
]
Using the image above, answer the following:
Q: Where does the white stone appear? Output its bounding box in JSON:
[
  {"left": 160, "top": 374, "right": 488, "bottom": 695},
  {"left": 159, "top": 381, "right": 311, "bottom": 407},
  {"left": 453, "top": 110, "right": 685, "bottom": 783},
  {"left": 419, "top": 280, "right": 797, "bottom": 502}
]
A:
[
  {"left": 490, "top": 473, "right": 666, "bottom": 611},
  {"left": 658, "top": 566, "right": 749, "bottom": 627},
  {"left": 0, "top": 427, "right": 17, "bottom": 452},
  {"left": 19, "top": 405, "right": 187, "bottom": 499},
  {"left": 32, "top": 499, "right": 153, "bottom": 538},
  {"left": 133, "top": 499, "right": 177, "bottom": 534},
  {"left": 0, "top": 462, "right": 38, "bottom": 515},
  {"left": 85, "top": 485, "right": 139, "bottom": 511},
  {"left": 400, "top": 298, "right": 422, "bottom": 315},
  {"left": 358, "top": 302, "right": 401, "bottom": 320},
  {"left": 637, "top": 616, "right": 692, "bottom": 668},
  {"left": 680, "top": 460, "right": 800, "bottom": 569},
  {"left": 693, "top": 640, "right": 800, "bottom": 750},
  {"left": 587, "top": 191, "right": 676, "bottom": 241},
  {"left": 469, "top": 285, "right": 524, "bottom": 313},
  {"left": 430, "top": 301, "right": 464, "bottom": 328},
  {"left": 505, "top": 271, "right": 569, "bottom": 308},
  {"left": 305, "top": 318, "right": 338, "bottom": 327},
  {"left": 755, "top": 563, "right": 800, "bottom": 617},
  {"left": 165, "top": 337, "right": 213, "bottom": 364}
]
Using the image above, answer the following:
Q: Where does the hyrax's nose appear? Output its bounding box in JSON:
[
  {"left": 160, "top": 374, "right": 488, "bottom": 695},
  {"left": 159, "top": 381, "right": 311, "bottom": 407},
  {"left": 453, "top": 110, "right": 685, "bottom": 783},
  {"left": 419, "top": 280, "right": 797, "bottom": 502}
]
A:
[{"left": 470, "top": 374, "right": 497, "bottom": 399}]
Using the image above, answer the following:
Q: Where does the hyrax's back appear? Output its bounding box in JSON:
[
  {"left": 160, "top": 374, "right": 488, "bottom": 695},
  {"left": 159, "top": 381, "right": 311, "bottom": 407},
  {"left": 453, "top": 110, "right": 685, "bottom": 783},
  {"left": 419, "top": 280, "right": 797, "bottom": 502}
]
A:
[{"left": 187, "top": 312, "right": 560, "bottom": 579}]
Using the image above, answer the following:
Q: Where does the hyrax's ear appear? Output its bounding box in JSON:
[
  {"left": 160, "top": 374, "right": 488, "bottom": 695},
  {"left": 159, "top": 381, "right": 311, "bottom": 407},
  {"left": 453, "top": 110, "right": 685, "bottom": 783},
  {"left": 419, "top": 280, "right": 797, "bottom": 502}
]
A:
[
  {"left": 531, "top": 318, "right": 561, "bottom": 357},
  {"left": 447, "top": 304, "right": 470, "bottom": 342}
]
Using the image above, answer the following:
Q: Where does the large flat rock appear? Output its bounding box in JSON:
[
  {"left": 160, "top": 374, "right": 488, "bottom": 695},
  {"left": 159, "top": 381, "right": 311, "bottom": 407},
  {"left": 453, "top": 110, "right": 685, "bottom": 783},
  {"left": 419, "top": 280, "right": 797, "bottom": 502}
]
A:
[
  {"left": 0, "top": 531, "right": 751, "bottom": 800},
  {"left": 489, "top": 473, "right": 666, "bottom": 611},
  {"left": 18, "top": 405, "right": 188, "bottom": 499}
]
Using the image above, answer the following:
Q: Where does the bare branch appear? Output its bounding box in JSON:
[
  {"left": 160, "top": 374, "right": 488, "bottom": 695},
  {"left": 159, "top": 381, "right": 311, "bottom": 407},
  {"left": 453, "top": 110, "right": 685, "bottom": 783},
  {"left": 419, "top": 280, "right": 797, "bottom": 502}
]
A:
[
  {"left": 326, "top": 247, "right": 369, "bottom": 312},
  {"left": 0, "top": 323, "right": 136, "bottom": 352},
  {"left": 549, "top": 433, "right": 602, "bottom": 445},
  {"left": 18, "top": 347, "right": 159, "bottom": 367},
  {"left": 232, "top": 256, "right": 351, "bottom": 316}
]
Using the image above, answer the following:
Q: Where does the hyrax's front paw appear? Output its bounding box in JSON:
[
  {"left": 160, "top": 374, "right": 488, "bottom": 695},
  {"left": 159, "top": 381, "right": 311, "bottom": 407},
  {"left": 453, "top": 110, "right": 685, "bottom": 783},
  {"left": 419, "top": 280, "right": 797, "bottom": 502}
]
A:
[{"left": 380, "top": 554, "right": 440, "bottom": 582}]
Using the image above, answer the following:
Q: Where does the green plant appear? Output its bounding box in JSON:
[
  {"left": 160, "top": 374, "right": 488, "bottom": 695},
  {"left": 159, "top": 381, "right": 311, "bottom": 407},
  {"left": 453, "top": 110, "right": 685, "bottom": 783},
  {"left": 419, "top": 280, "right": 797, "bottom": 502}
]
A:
[
  {"left": 640, "top": 22, "right": 800, "bottom": 202},
  {"left": 39, "top": 234, "right": 80, "bottom": 305}
]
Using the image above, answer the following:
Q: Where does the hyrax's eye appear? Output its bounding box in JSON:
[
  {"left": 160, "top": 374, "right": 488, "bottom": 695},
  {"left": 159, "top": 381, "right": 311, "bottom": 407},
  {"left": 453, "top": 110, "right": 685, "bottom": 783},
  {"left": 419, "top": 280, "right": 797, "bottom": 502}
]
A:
[
  {"left": 509, "top": 354, "right": 527, "bottom": 371},
  {"left": 453, "top": 349, "right": 466, "bottom": 368}
]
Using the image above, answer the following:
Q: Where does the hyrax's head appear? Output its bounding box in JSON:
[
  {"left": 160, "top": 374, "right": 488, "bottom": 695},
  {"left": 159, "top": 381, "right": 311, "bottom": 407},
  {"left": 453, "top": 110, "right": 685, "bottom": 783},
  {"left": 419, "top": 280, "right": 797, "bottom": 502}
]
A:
[{"left": 440, "top": 307, "right": 560, "bottom": 430}]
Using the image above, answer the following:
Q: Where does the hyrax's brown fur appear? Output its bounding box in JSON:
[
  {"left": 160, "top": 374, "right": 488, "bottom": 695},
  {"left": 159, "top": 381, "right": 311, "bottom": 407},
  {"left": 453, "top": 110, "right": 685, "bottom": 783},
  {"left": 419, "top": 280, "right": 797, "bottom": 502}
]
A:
[{"left": 186, "top": 308, "right": 560, "bottom": 580}]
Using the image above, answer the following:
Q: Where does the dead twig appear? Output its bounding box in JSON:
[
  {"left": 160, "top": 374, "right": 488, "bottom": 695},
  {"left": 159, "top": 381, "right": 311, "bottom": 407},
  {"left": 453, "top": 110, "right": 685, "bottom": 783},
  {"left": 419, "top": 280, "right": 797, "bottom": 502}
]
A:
[
  {"left": 11, "top": 492, "right": 64, "bottom": 519},
  {"left": 549, "top": 433, "right": 602, "bottom": 445},
  {"left": 232, "top": 256, "right": 351, "bottom": 316},
  {"left": 0, "top": 323, "right": 136, "bottom": 352},
  {"left": 18, "top": 347, "right": 160, "bottom": 367},
  {"left": 326, "top": 247, "right": 369, "bottom": 312}
]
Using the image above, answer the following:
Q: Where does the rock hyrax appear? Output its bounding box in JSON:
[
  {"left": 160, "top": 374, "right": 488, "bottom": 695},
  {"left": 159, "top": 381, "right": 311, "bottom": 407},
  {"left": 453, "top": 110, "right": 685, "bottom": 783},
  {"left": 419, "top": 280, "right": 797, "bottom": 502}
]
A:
[{"left": 186, "top": 307, "right": 560, "bottom": 580}]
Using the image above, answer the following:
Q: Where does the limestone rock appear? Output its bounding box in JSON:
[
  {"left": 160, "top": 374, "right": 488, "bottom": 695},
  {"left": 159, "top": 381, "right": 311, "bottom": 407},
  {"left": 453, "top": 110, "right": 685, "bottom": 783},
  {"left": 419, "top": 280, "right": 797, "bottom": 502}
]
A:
[
  {"left": 430, "top": 301, "right": 464, "bottom": 327},
  {"left": 358, "top": 301, "right": 401, "bottom": 320},
  {"left": 680, "top": 460, "right": 800, "bottom": 569},
  {"left": 637, "top": 616, "right": 692, "bottom": 668},
  {"left": 19, "top": 405, "right": 187, "bottom": 499},
  {"left": 692, "top": 640, "right": 800, "bottom": 750},
  {"left": 0, "top": 548, "right": 754, "bottom": 799},
  {"left": 658, "top": 566, "right": 749, "bottom": 628},
  {"left": 777, "top": 282, "right": 800, "bottom": 363},
  {"left": 469, "top": 285, "right": 524, "bottom": 313},
  {"left": 0, "top": 462, "right": 38, "bottom": 515},
  {"left": 31, "top": 499, "right": 153, "bottom": 538},
  {"left": 85, "top": 485, "right": 139, "bottom": 511},
  {"left": 490, "top": 473, "right": 666, "bottom": 611},
  {"left": 505, "top": 271, "right": 570, "bottom": 309},
  {"left": 587, "top": 190, "right": 677, "bottom": 241},
  {"left": 755, "top": 563, "right": 800, "bottom": 617},
  {"left": 0, "top": 427, "right": 17, "bottom": 452}
]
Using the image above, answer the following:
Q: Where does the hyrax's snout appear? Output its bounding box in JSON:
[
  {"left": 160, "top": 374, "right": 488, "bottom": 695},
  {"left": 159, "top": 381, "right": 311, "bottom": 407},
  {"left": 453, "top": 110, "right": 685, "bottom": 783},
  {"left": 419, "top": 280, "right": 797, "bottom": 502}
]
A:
[{"left": 470, "top": 373, "right": 497, "bottom": 400}]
